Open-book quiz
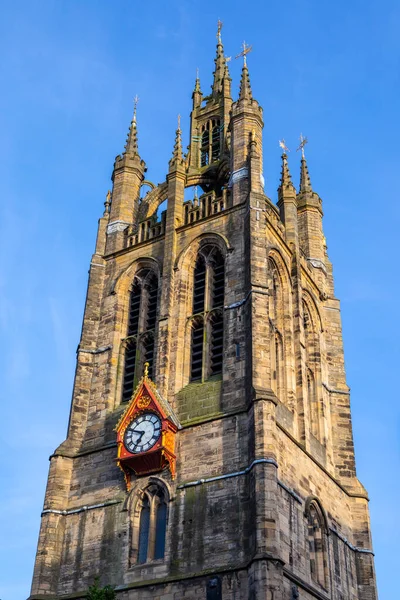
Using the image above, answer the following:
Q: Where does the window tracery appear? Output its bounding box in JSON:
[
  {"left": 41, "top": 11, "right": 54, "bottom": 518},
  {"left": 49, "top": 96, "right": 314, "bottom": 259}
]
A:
[
  {"left": 267, "top": 258, "right": 286, "bottom": 401},
  {"left": 131, "top": 485, "right": 168, "bottom": 565}
]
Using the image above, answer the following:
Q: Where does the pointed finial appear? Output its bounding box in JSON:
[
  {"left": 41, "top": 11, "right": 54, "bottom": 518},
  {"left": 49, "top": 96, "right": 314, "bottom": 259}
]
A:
[
  {"left": 124, "top": 98, "right": 140, "bottom": 155},
  {"left": 279, "top": 139, "right": 290, "bottom": 153},
  {"left": 103, "top": 190, "right": 111, "bottom": 216},
  {"left": 133, "top": 95, "right": 139, "bottom": 122},
  {"left": 144, "top": 362, "right": 149, "bottom": 378},
  {"left": 235, "top": 41, "right": 253, "bottom": 67},
  {"left": 296, "top": 133, "right": 308, "bottom": 158},
  {"left": 169, "top": 114, "right": 184, "bottom": 168},
  {"left": 217, "top": 19, "right": 223, "bottom": 44}
]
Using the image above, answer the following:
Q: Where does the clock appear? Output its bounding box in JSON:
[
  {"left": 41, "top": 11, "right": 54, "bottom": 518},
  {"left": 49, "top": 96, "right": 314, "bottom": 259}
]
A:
[{"left": 124, "top": 412, "right": 162, "bottom": 454}]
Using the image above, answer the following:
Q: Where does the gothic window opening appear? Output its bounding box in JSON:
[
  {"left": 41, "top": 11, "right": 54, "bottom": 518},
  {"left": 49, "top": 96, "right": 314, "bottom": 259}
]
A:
[
  {"left": 307, "top": 502, "right": 327, "bottom": 589},
  {"left": 268, "top": 258, "right": 286, "bottom": 402},
  {"left": 303, "top": 301, "right": 322, "bottom": 440},
  {"left": 190, "top": 246, "right": 225, "bottom": 382},
  {"left": 132, "top": 486, "right": 168, "bottom": 565},
  {"left": 122, "top": 269, "right": 159, "bottom": 401},
  {"left": 200, "top": 119, "right": 221, "bottom": 167},
  {"left": 201, "top": 126, "right": 210, "bottom": 167}
]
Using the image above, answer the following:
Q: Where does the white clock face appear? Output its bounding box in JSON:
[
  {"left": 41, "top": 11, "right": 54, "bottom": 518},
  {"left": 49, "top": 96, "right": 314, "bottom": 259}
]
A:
[{"left": 124, "top": 413, "right": 162, "bottom": 454}]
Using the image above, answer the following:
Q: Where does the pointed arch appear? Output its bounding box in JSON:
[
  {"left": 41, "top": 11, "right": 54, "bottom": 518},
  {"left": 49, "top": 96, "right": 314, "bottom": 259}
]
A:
[
  {"left": 128, "top": 478, "right": 172, "bottom": 566},
  {"left": 267, "top": 251, "right": 293, "bottom": 405},
  {"left": 305, "top": 497, "right": 329, "bottom": 589},
  {"left": 303, "top": 292, "right": 324, "bottom": 440}
]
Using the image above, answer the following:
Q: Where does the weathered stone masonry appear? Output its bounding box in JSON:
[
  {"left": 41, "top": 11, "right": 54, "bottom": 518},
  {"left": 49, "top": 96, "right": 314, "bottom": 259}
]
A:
[{"left": 30, "top": 27, "right": 377, "bottom": 600}]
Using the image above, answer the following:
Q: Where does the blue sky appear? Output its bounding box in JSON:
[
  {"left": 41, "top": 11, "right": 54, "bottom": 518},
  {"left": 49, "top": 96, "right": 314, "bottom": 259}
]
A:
[{"left": 0, "top": 1, "right": 398, "bottom": 598}]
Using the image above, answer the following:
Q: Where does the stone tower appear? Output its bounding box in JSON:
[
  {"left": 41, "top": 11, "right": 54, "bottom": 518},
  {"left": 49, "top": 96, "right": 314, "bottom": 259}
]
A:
[{"left": 30, "top": 27, "right": 378, "bottom": 600}]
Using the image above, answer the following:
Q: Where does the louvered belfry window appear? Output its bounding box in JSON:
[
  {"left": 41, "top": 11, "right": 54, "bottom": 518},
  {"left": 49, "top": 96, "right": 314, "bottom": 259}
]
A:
[
  {"left": 122, "top": 269, "right": 158, "bottom": 402},
  {"left": 190, "top": 246, "right": 225, "bottom": 382}
]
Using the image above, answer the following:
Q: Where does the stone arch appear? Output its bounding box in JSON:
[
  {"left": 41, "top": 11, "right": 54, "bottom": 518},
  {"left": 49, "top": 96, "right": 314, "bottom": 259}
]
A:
[
  {"left": 267, "top": 248, "right": 295, "bottom": 408},
  {"left": 124, "top": 475, "right": 174, "bottom": 512},
  {"left": 110, "top": 256, "right": 162, "bottom": 297},
  {"left": 174, "top": 232, "right": 231, "bottom": 272},
  {"left": 304, "top": 496, "right": 329, "bottom": 589},
  {"left": 138, "top": 182, "right": 168, "bottom": 221},
  {"left": 302, "top": 289, "right": 324, "bottom": 334},
  {"left": 304, "top": 496, "right": 329, "bottom": 534},
  {"left": 267, "top": 247, "right": 292, "bottom": 290}
]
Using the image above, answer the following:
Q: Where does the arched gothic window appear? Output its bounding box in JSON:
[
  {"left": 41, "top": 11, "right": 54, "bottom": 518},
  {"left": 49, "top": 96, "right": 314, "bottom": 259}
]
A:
[
  {"left": 306, "top": 501, "right": 328, "bottom": 589},
  {"left": 201, "top": 126, "right": 210, "bottom": 167},
  {"left": 303, "top": 301, "right": 321, "bottom": 439},
  {"left": 133, "top": 485, "right": 168, "bottom": 565},
  {"left": 267, "top": 258, "right": 286, "bottom": 401},
  {"left": 190, "top": 246, "right": 225, "bottom": 382},
  {"left": 122, "top": 269, "right": 158, "bottom": 402}
]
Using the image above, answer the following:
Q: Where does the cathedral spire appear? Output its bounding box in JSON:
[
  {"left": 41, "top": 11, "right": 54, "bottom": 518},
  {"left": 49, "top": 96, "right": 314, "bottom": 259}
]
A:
[
  {"left": 124, "top": 95, "right": 139, "bottom": 156},
  {"left": 212, "top": 20, "right": 227, "bottom": 96},
  {"left": 237, "top": 42, "right": 253, "bottom": 101},
  {"left": 169, "top": 114, "right": 184, "bottom": 170}
]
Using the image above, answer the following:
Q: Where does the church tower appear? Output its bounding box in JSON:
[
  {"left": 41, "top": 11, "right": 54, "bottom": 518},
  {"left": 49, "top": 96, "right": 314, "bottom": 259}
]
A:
[{"left": 30, "top": 26, "right": 378, "bottom": 600}]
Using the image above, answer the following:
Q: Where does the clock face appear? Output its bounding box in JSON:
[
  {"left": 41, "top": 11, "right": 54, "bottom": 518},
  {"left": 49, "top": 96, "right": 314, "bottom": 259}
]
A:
[{"left": 124, "top": 412, "right": 162, "bottom": 454}]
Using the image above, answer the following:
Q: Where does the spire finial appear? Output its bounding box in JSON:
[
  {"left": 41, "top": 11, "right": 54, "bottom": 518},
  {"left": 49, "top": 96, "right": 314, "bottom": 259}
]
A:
[
  {"left": 235, "top": 40, "right": 253, "bottom": 67},
  {"left": 297, "top": 133, "right": 308, "bottom": 159},
  {"left": 133, "top": 94, "right": 139, "bottom": 122},
  {"left": 217, "top": 19, "right": 223, "bottom": 44},
  {"left": 297, "top": 135, "right": 312, "bottom": 193},
  {"left": 103, "top": 190, "right": 111, "bottom": 216},
  {"left": 279, "top": 139, "right": 290, "bottom": 154},
  {"left": 144, "top": 362, "right": 149, "bottom": 378},
  {"left": 169, "top": 114, "right": 184, "bottom": 168},
  {"left": 124, "top": 96, "right": 140, "bottom": 156}
]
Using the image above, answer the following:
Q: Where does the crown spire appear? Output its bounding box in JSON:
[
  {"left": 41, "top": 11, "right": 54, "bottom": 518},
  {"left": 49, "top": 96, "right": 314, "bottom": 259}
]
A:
[
  {"left": 169, "top": 114, "right": 184, "bottom": 169},
  {"left": 236, "top": 41, "right": 253, "bottom": 101},
  {"left": 124, "top": 95, "right": 139, "bottom": 156},
  {"left": 212, "top": 20, "right": 227, "bottom": 96},
  {"left": 297, "top": 135, "right": 312, "bottom": 193}
]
